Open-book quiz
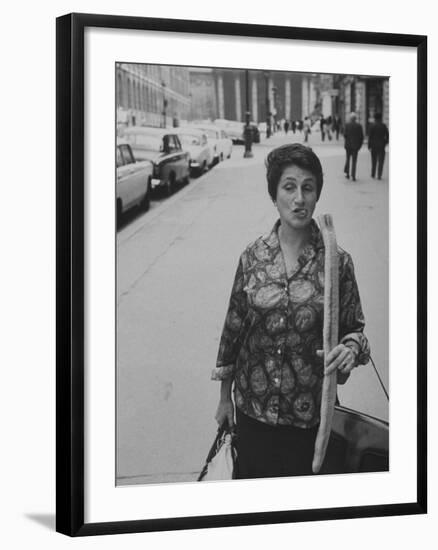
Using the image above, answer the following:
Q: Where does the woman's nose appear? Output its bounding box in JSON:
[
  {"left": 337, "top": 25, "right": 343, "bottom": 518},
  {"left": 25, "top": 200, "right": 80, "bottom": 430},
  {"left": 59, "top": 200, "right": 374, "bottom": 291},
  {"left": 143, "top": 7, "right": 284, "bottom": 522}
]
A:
[{"left": 294, "top": 189, "right": 305, "bottom": 204}]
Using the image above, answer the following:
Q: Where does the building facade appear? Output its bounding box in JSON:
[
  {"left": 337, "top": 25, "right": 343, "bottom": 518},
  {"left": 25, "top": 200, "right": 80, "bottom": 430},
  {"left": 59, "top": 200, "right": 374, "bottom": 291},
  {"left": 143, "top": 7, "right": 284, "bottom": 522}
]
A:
[
  {"left": 188, "top": 68, "right": 218, "bottom": 122},
  {"left": 116, "top": 63, "right": 191, "bottom": 130},
  {"left": 116, "top": 63, "right": 389, "bottom": 137},
  {"left": 212, "top": 69, "right": 306, "bottom": 125},
  {"left": 337, "top": 75, "right": 389, "bottom": 134}
]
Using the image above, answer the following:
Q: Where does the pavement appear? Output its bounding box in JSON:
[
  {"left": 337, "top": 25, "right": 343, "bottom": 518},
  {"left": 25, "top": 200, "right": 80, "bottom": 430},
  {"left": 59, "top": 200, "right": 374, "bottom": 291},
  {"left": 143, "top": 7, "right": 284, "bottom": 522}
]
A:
[{"left": 116, "top": 129, "right": 389, "bottom": 485}]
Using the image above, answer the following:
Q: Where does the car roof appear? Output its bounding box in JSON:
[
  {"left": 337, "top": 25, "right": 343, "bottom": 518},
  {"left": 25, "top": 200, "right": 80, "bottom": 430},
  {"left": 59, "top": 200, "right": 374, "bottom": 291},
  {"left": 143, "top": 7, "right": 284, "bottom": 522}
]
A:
[
  {"left": 191, "top": 123, "right": 220, "bottom": 130},
  {"left": 116, "top": 138, "right": 130, "bottom": 146},
  {"left": 174, "top": 126, "right": 206, "bottom": 135},
  {"left": 123, "top": 126, "right": 177, "bottom": 137}
]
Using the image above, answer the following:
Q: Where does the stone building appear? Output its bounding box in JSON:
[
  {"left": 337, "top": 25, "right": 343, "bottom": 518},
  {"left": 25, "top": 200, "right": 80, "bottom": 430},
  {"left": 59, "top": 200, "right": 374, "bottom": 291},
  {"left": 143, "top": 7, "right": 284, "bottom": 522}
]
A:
[
  {"left": 189, "top": 68, "right": 218, "bottom": 122},
  {"left": 337, "top": 75, "right": 389, "bottom": 133},
  {"left": 116, "top": 63, "right": 191, "bottom": 130},
  {"left": 187, "top": 68, "right": 317, "bottom": 126},
  {"left": 116, "top": 63, "right": 389, "bottom": 137}
]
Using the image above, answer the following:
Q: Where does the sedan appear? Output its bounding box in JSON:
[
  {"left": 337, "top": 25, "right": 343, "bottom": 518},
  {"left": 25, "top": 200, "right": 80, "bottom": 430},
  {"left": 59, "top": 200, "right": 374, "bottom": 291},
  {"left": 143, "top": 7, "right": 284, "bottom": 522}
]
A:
[
  {"left": 116, "top": 141, "right": 153, "bottom": 221},
  {"left": 122, "top": 126, "right": 190, "bottom": 196},
  {"left": 175, "top": 127, "right": 213, "bottom": 176},
  {"left": 191, "top": 124, "right": 233, "bottom": 164}
]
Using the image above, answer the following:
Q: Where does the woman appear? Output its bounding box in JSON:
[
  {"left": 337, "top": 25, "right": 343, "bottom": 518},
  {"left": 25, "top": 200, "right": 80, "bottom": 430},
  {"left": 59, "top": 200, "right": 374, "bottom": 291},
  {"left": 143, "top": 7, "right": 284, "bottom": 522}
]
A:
[{"left": 212, "top": 143, "right": 370, "bottom": 479}]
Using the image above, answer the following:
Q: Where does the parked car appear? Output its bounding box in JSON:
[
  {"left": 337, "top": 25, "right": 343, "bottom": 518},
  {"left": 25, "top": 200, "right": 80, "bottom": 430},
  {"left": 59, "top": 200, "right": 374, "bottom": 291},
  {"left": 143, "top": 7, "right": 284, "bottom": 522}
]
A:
[
  {"left": 116, "top": 141, "right": 153, "bottom": 221},
  {"left": 191, "top": 124, "right": 233, "bottom": 164},
  {"left": 214, "top": 119, "right": 260, "bottom": 145},
  {"left": 122, "top": 127, "right": 190, "bottom": 196},
  {"left": 320, "top": 406, "right": 389, "bottom": 474},
  {"left": 214, "top": 119, "right": 244, "bottom": 144},
  {"left": 175, "top": 127, "right": 213, "bottom": 176}
]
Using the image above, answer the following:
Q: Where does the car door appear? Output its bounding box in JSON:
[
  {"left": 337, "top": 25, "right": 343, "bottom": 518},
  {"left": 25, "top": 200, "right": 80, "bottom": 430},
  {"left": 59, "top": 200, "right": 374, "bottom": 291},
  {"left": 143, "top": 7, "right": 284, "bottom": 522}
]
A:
[
  {"left": 169, "top": 135, "right": 189, "bottom": 180},
  {"left": 119, "top": 144, "right": 147, "bottom": 207},
  {"left": 117, "top": 145, "right": 135, "bottom": 210}
]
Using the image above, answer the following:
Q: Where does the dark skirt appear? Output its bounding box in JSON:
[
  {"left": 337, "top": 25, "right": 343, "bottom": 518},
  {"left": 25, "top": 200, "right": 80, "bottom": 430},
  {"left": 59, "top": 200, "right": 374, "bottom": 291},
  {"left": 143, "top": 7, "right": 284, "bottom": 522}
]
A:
[{"left": 235, "top": 407, "right": 318, "bottom": 479}]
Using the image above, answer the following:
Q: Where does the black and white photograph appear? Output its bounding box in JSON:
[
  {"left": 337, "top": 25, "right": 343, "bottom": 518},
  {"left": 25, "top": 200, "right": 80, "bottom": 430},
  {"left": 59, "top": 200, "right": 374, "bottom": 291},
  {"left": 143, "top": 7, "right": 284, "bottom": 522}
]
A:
[{"left": 115, "top": 64, "right": 390, "bottom": 486}]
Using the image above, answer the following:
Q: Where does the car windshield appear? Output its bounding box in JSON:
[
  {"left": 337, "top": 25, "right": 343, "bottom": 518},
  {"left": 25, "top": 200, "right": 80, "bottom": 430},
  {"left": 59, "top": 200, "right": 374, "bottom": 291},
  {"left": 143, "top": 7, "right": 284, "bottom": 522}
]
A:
[
  {"left": 179, "top": 133, "right": 201, "bottom": 146},
  {"left": 125, "top": 133, "right": 162, "bottom": 151}
]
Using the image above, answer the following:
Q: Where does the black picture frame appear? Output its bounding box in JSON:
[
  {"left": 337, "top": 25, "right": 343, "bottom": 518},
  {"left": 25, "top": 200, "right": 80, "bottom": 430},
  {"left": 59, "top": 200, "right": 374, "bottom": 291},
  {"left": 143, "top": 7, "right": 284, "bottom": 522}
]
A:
[{"left": 56, "top": 12, "right": 427, "bottom": 537}]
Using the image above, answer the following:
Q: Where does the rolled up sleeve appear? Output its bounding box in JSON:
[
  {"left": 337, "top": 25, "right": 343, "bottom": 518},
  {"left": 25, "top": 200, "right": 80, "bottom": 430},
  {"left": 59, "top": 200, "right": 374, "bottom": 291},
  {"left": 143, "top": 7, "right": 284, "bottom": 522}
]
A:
[
  {"left": 211, "top": 256, "right": 248, "bottom": 381},
  {"left": 339, "top": 253, "right": 370, "bottom": 366}
]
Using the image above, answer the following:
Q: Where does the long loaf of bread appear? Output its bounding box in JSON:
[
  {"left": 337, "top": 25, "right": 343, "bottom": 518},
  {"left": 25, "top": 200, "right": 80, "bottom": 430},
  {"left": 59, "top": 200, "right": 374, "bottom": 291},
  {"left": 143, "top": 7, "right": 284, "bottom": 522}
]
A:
[{"left": 312, "top": 214, "right": 339, "bottom": 474}]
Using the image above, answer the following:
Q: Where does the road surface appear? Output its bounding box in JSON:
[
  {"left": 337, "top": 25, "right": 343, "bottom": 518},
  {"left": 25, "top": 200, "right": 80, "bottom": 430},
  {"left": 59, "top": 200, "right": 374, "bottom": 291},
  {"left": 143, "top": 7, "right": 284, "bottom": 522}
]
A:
[{"left": 116, "top": 131, "right": 389, "bottom": 485}]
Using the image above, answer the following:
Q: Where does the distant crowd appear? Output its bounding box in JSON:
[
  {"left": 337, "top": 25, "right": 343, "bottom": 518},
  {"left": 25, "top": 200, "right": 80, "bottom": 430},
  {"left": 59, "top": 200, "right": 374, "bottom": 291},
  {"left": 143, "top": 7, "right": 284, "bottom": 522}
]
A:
[{"left": 272, "top": 113, "right": 388, "bottom": 182}]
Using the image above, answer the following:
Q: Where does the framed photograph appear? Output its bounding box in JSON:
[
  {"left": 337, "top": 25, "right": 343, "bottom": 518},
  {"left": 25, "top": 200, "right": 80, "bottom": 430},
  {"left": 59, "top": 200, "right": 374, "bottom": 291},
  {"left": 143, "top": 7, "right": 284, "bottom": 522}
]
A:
[{"left": 56, "top": 13, "right": 427, "bottom": 536}]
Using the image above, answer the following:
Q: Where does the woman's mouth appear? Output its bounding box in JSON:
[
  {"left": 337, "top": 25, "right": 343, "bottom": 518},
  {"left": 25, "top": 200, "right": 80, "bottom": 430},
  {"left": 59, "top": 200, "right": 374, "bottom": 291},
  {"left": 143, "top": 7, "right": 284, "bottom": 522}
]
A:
[{"left": 292, "top": 208, "right": 307, "bottom": 218}]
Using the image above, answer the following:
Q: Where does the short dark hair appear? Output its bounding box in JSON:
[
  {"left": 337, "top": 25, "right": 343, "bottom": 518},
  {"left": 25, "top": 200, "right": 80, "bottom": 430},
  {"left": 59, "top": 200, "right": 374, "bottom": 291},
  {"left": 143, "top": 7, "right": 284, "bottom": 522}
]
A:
[
  {"left": 265, "top": 143, "right": 324, "bottom": 202},
  {"left": 374, "top": 112, "right": 382, "bottom": 121}
]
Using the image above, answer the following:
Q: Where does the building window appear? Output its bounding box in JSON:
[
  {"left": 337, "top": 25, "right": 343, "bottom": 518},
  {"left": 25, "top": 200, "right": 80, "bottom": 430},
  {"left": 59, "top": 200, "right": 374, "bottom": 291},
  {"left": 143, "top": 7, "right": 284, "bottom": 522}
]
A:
[
  {"left": 350, "top": 81, "right": 356, "bottom": 114},
  {"left": 117, "top": 72, "right": 123, "bottom": 107},
  {"left": 127, "top": 78, "right": 132, "bottom": 109},
  {"left": 143, "top": 85, "right": 147, "bottom": 111}
]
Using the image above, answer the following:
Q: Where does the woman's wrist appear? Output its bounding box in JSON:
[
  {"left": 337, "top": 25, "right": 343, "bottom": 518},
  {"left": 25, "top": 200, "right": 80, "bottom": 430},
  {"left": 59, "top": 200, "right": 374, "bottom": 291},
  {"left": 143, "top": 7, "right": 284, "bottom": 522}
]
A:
[{"left": 219, "top": 378, "right": 233, "bottom": 401}]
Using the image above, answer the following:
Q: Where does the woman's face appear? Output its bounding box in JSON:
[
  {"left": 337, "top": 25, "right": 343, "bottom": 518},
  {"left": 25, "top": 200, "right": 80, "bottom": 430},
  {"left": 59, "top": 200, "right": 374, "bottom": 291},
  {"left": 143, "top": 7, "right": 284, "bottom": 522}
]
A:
[{"left": 275, "top": 164, "right": 318, "bottom": 231}]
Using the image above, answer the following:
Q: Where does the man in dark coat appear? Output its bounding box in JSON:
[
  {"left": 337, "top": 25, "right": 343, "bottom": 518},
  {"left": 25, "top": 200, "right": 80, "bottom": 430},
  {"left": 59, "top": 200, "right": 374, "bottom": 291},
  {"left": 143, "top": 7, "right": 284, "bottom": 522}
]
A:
[
  {"left": 368, "top": 113, "right": 389, "bottom": 179},
  {"left": 343, "top": 112, "right": 364, "bottom": 181}
]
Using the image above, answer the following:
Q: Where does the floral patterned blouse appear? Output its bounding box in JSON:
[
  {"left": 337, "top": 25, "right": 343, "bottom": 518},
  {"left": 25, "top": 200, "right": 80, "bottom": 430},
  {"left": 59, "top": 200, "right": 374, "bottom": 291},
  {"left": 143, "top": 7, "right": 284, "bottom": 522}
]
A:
[{"left": 211, "top": 219, "right": 370, "bottom": 429}]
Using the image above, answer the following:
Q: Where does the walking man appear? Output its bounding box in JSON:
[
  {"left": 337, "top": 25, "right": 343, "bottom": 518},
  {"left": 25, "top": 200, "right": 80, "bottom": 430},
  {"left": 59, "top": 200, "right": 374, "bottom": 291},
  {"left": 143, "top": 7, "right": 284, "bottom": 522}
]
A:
[
  {"left": 320, "top": 115, "right": 326, "bottom": 141},
  {"left": 344, "top": 112, "right": 364, "bottom": 181},
  {"left": 368, "top": 112, "right": 389, "bottom": 179},
  {"left": 333, "top": 115, "right": 341, "bottom": 140},
  {"left": 303, "top": 117, "right": 311, "bottom": 143}
]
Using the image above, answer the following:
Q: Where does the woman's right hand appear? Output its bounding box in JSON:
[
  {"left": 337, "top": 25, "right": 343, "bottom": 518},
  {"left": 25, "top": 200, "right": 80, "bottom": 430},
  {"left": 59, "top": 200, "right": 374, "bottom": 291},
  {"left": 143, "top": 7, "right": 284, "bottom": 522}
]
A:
[{"left": 215, "top": 398, "right": 235, "bottom": 429}]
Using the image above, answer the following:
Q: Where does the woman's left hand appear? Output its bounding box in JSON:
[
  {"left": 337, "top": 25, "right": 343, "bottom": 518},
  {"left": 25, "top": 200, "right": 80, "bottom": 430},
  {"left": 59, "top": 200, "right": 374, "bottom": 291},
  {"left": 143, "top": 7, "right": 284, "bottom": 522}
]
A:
[{"left": 316, "top": 344, "right": 357, "bottom": 376}]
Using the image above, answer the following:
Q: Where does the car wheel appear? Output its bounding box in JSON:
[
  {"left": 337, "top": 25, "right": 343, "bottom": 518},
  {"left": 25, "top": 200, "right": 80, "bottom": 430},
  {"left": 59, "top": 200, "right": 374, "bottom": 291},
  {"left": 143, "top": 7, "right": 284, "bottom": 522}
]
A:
[{"left": 141, "top": 178, "right": 151, "bottom": 212}]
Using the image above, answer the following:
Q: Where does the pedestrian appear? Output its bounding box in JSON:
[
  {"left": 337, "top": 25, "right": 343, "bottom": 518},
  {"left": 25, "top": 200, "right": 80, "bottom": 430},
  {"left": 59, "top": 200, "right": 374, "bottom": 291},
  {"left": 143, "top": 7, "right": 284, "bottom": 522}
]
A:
[
  {"left": 368, "top": 113, "right": 389, "bottom": 179},
  {"left": 343, "top": 112, "right": 364, "bottom": 181},
  {"left": 325, "top": 115, "right": 333, "bottom": 141},
  {"left": 319, "top": 115, "right": 326, "bottom": 142},
  {"left": 333, "top": 115, "right": 341, "bottom": 140},
  {"left": 297, "top": 119, "right": 303, "bottom": 133},
  {"left": 303, "top": 117, "right": 311, "bottom": 143},
  {"left": 284, "top": 119, "right": 290, "bottom": 134},
  {"left": 212, "top": 143, "right": 370, "bottom": 479}
]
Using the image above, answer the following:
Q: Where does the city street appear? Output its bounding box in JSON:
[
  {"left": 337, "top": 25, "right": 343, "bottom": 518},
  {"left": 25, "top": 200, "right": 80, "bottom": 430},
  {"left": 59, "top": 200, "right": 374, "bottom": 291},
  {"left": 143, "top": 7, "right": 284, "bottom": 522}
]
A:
[{"left": 116, "top": 131, "right": 389, "bottom": 485}]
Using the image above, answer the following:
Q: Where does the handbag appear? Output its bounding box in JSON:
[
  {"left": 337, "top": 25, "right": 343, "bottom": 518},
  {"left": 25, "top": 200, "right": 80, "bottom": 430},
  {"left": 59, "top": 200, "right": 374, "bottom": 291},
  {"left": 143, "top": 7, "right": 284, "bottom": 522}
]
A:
[{"left": 198, "top": 423, "right": 237, "bottom": 481}]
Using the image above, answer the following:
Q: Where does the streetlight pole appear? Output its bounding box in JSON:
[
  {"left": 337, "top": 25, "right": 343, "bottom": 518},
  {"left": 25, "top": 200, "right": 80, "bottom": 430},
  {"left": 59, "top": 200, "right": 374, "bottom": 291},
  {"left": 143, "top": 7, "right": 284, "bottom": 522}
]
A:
[
  {"left": 243, "top": 69, "right": 253, "bottom": 158},
  {"left": 265, "top": 71, "right": 271, "bottom": 138},
  {"left": 272, "top": 85, "right": 278, "bottom": 133},
  {"left": 161, "top": 81, "right": 167, "bottom": 128}
]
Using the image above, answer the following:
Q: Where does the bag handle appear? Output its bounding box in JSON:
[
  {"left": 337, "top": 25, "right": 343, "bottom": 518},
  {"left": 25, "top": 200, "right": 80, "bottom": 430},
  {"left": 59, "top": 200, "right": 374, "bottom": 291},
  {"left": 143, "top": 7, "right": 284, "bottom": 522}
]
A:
[{"left": 369, "top": 354, "right": 389, "bottom": 401}]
